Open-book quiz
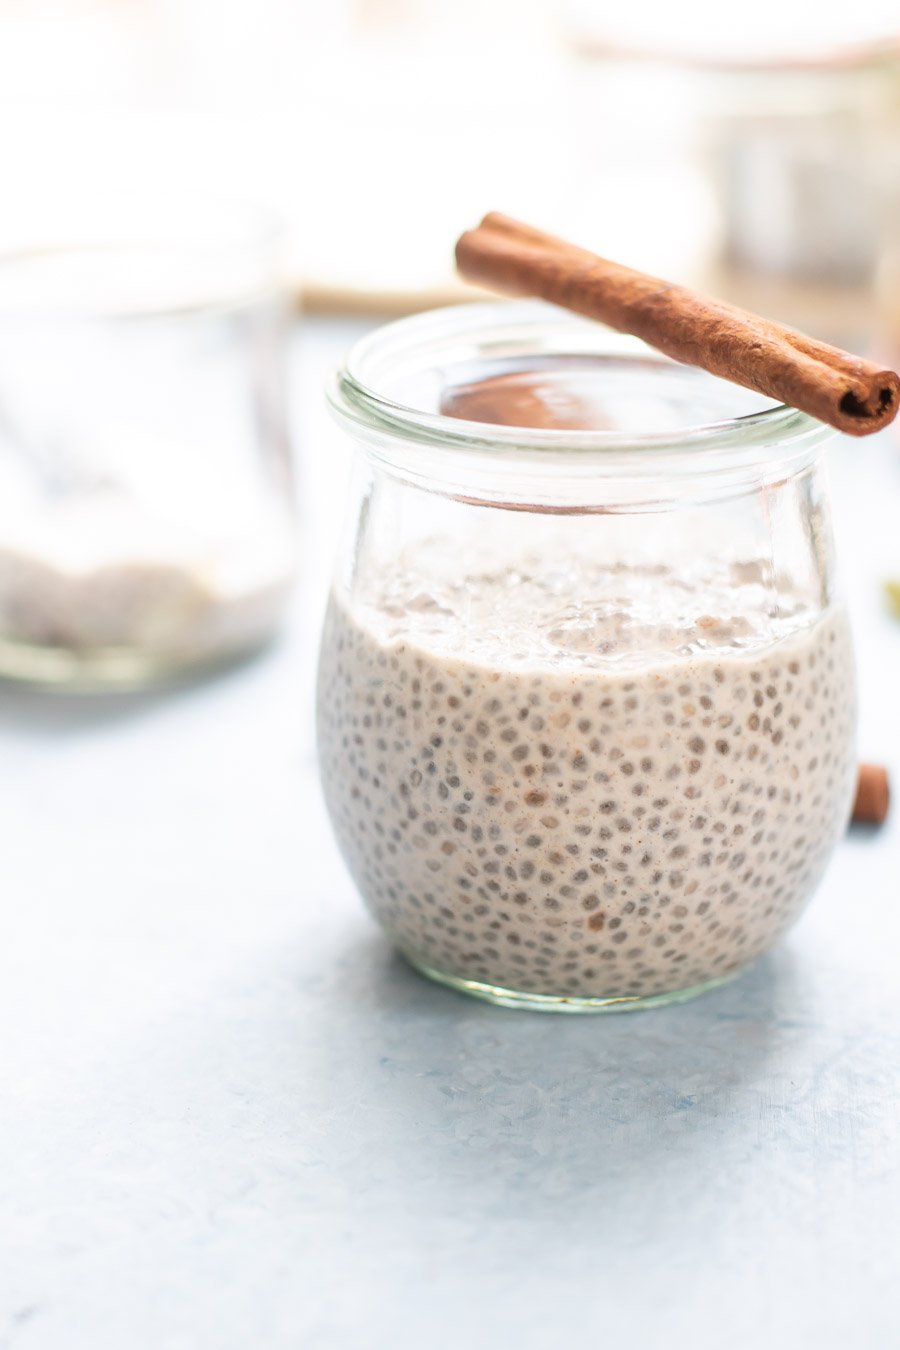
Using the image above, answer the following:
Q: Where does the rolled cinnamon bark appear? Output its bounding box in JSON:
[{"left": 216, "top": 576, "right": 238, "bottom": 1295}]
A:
[
  {"left": 851, "top": 763, "right": 890, "bottom": 826},
  {"left": 455, "top": 213, "right": 900, "bottom": 437}
]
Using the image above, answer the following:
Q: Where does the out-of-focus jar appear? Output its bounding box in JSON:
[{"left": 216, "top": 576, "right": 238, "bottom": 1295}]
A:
[
  {"left": 0, "top": 197, "right": 296, "bottom": 689},
  {"left": 704, "top": 47, "right": 900, "bottom": 288},
  {"left": 562, "top": 11, "right": 900, "bottom": 344},
  {"left": 317, "top": 301, "right": 857, "bottom": 1012}
]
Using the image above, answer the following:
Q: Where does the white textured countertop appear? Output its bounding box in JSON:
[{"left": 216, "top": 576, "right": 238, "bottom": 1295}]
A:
[{"left": 2, "top": 319, "right": 898, "bottom": 1350}]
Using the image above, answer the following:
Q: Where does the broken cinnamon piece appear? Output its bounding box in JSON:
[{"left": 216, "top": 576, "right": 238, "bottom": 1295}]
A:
[{"left": 851, "top": 763, "right": 890, "bottom": 826}]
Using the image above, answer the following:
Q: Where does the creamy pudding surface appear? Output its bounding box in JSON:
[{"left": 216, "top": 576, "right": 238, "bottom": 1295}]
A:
[{"left": 317, "top": 556, "right": 856, "bottom": 1005}]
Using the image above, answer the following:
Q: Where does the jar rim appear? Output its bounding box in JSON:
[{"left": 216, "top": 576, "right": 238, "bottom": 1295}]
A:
[
  {"left": 0, "top": 193, "right": 282, "bottom": 318},
  {"left": 330, "top": 300, "right": 833, "bottom": 472}
]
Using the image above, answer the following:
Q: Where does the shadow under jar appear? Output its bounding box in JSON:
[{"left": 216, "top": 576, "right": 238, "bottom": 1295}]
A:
[{"left": 317, "top": 300, "right": 857, "bottom": 1012}]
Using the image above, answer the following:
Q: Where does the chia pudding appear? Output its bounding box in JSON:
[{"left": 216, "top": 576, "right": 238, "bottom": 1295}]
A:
[{"left": 317, "top": 557, "right": 856, "bottom": 1005}]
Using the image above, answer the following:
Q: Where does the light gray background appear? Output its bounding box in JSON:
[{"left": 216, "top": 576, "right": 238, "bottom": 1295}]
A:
[{"left": 2, "top": 319, "right": 898, "bottom": 1349}]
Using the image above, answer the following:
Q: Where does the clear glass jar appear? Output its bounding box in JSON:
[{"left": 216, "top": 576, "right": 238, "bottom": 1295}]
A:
[
  {"left": 704, "top": 52, "right": 900, "bottom": 287},
  {"left": 317, "top": 301, "right": 857, "bottom": 1012},
  {"left": 0, "top": 197, "right": 296, "bottom": 689}
]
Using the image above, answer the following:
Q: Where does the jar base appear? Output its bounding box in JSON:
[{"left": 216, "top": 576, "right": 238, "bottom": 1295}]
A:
[
  {"left": 0, "top": 633, "right": 278, "bottom": 693},
  {"left": 402, "top": 952, "right": 740, "bottom": 1013}
]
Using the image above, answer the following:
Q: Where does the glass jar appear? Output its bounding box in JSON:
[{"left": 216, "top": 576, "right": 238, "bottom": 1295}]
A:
[
  {"left": 0, "top": 197, "right": 296, "bottom": 689},
  {"left": 705, "top": 51, "right": 900, "bottom": 287},
  {"left": 317, "top": 300, "right": 857, "bottom": 1012}
]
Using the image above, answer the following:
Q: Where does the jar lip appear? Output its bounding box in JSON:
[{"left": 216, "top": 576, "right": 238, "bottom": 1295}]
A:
[
  {"left": 330, "top": 299, "right": 832, "bottom": 467},
  {"left": 0, "top": 193, "right": 282, "bottom": 318}
]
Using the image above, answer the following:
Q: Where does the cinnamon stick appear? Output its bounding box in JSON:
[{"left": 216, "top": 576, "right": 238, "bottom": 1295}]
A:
[
  {"left": 455, "top": 213, "right": 900, "bottom": 437},
  {"left": 851, "top": 763, "right": 890, "bottom": 826}
]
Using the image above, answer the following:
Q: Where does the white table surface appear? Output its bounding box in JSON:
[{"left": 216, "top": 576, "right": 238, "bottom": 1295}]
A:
[{"left": 2, "top": 318, "right": 899, "bottom": 1350}]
